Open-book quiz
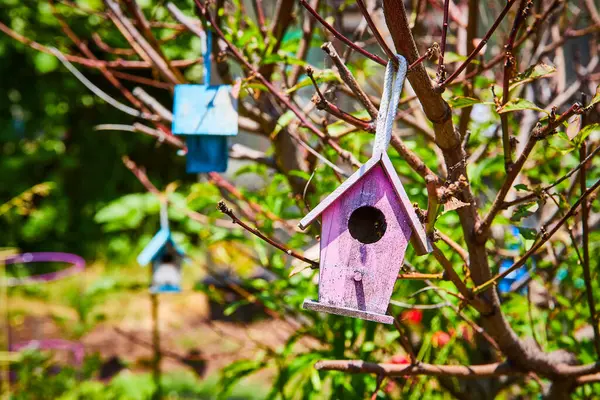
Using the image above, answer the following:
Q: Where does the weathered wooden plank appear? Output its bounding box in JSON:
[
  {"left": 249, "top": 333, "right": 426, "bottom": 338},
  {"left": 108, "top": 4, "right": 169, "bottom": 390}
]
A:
[
  {"left": 298, "top": 156, "right": 381, "bottom": 230},
  {"left": 306, "top": 164, "right": 412, "bottom": 323},
  {"left": 380, "top": 153, "right": 432, "bottom": 255}
]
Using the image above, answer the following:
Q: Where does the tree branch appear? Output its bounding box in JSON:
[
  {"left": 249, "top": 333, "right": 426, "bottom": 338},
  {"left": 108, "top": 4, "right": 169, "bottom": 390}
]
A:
[
  {"left": 315, "top": 360, "right": 519, "bottom": 378},
  {"left": 218, "top": 201, "right": 319, "bottom": 268},
  {"left": 475, "top": 177, "right": 600, "bottom": 294},
  {"left": 579, "top": 141, "right": 600, "bottom": 357},
  {"left": 477, "top": 103, "right": 583, "bottom": 238},
  {"left": 189, "top": 0, "right": 360, "bottom": 168},
  {"left": 299, "top": 0, "right": 387, "bottom": 66}
]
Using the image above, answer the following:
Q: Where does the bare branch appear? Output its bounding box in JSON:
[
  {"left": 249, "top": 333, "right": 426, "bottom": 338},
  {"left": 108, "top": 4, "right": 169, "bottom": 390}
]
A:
[
  {"left": 50, "top": 47, "right": 158, "bottom": 121},
  {"left": 315, "top": 360, "right": 519, "bottom": 378},
  {"left": 189, "top": 1, "right": 361, "bottom": 168},
  {"left": 475, "top": 177, "right": 600, "bottom": 294},
  {"left": 321, "top": 42, "right": 378, "bottom": 119},
  {"left": 355, "top": 0, "right": 397, "bottom": 64},
  {"left": 477, "top": 103, "right": 584, "bottom": 238},
  {"left": 105, "top": 0, "right": 183, "bottom": 84},
  {"left": 133, "top": 87, "right": 173, "bottom": 122},
  {"left": 431, "top": 245, "right": 492, "bottom": 314},
  {"left": 299, "top": 0, "right": 387, "bottom": 66},
  {"left": 218, "top": 201, "right": 319, "bottom": 268},
  {"left": 579, "top": 140, "right": 600, "bottom": 357},
  {"left": 441, "top": 0, "right": 519, "bottom": 87},
  {"left": 502, "top": 145, "right": 600, "bottom": 209},
  {"left": 437, "top": 0, "right": 450, "bottom": 82}
]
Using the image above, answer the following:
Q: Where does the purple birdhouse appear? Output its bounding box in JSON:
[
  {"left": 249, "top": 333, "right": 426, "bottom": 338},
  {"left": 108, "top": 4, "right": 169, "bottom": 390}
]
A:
[{"left": 299, "top": 152, "right": 432, "bottom": 324}]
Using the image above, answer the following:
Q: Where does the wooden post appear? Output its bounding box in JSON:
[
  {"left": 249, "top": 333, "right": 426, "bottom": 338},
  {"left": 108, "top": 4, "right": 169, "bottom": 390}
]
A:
[{"left": 150, "top": 290, "right": 162, "bottom": 400}]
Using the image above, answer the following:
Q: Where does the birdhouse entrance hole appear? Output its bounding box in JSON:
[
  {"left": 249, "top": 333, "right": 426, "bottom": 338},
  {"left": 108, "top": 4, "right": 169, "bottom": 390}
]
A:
[
  {"left": 161, "top": 252, "right": 174, "bottom": 263},
  {"left": 348, "top": 206, "right": 387, "bottom": 244}
]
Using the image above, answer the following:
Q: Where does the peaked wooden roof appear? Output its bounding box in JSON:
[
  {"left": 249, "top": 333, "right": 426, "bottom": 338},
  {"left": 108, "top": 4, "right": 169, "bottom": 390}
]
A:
[
  {"left": 299, "top": 152, "right": 432, "bottom": 255},
  {"left": 137, "top": 228, "right": 186, "bottom": 266}
]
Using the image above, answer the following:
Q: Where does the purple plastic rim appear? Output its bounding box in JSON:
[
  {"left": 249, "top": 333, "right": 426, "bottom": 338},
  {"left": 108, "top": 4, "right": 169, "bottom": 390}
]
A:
[
  {"left": 10, "top": 339, "right": 84, "bottom": 366},
  {"left": 2, "top": 252, "right": 85, "bottom": 286}
]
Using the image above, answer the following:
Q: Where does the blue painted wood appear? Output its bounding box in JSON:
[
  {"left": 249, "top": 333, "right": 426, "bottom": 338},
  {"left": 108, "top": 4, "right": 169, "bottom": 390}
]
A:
[
  {"left": 137, "top": 228, "right": 185, "bottom": 294},
  {"left": 185, "top": 136, "right": 228, "bottom": 173},
  {"left": 203, "top": 30, "right": 212, "bottom": 86},
  {"left": 172, "top": 85, "right": 238, "bottom": 136},
  {"left": 150, "top": 259, "right": 182, "bottom": 294},
  {"left": 137, "top": 228, "right": 184, "bottom": 266}
]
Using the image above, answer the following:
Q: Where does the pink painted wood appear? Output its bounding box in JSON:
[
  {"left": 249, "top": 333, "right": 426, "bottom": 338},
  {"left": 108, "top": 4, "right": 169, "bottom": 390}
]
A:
[{"left": 307, "top": 164, "right": 412, "bottom": 323}]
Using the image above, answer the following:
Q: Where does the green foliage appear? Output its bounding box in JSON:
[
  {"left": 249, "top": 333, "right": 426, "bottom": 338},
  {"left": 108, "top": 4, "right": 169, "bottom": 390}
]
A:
[
  {"left": 10, "top": 349, "right": 266, "bottom": 400},
  {"left": 1, "top": 0, "right": 599, "bottom": 398}
]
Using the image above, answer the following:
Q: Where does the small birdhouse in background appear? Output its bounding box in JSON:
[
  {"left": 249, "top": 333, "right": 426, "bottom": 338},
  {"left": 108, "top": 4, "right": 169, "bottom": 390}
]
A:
[
  {"left": 137, "top": 206, "right": 185, "bottom": 293},
  {"left": 171, "top": 30, "right": 238, "bottom": 173},
  {"left": 299, "top": 153, "right": 432, "bottom": 324}
]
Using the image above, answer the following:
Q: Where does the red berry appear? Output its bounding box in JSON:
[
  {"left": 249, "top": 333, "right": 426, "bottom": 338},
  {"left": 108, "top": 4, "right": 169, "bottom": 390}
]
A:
[
  {"left": 390, "top": 355, "right": 409, "bottom": 364},
  {"left": 432, "top": 331, "right": 451, "bottom": 348},
  {"left": 401, "top": 309, "right": 423, "bottom": 324}
]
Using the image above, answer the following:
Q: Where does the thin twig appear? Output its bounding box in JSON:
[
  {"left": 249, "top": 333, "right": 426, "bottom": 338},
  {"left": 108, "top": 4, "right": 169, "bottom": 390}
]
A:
[
  {"left": 397, "top": 272, "right": 445, "bottom": 280},
  {"left": 0, "top": 21, "right": 199, "bottom": 70},
  {"left": 50, "top": 47, "right": 158, "bottom": 120},
  {"left": 424, "top": 279, "right": 501, "bottom": 351},
  {"left": 187, "top": 1, "right": 360, "bottom": 168},
  {"left": 299, "top": 0, "right": 387, "bottom": 66},
  {"left": 579, "top": 141, "right": 600, "bottom": 357},
  {"left": 425, "top": 175, "right": 439, "bottom": 235},
  {"left": 289, "top": 0, "right": 320, "bottom": 86},
  {"left": 502, "top": 146, "right": 600, "bottom": 209},
  {"left": 437, "top": 0, "right": 450, "bottom": 82},
  {"left": 121, "top": 0, "right": 185, "bottom": 81},
  {"left": 390, "top": 300, "right": 451, "bottom": 309},
  {"left": 321, "top": 42, "right": 379, "bottom": 119},
  {"left": 441, "top": 0, "right": 519, "bottom": 87},
  {"left": 355, "top": 0, "right": 397, "bottom": 64},
  {"left": 436, "top": 231, "right": 469, "bottom": 264},
  {"left": 500, "top": 0, "right": 532, "bottom": 171},
  {"left": 218, "top": 200, "right": 319, "bottom": 268},
  {"left": 477, "top": 103, "right": 583, "bottom": 237},
  {"left": 392, "top": 318, "right": 418, "bottom": 363},
  {"left": 105, "top": 0, "right": 183, "bottom": 84},
  {"left": 252, "top": 0, "right": 268, "bottom": 37},
  {"left": 431, "top": 244, "right": 492, "bottom": 314},
  {"left": 475, "top": 177, "right": 600, "bottom": 294},
  {"left": 133, "top": 87, "right": 173, "bottom": 122}
]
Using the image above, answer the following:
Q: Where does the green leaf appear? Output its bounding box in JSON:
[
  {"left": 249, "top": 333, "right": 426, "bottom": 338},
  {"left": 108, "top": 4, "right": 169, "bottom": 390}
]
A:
[
  {"left": 444, "top": 51, "right": 475, "bottom": 64},
  {"left": 572, "top": 123, "right": 599, "bottom": 147},
  {"left": 498, "top": 98, "right": 547, "bottom": 114},
  {"left": 285, "top": 69, "right": 341, "bottom": 94},
  {"left": 509, "top": 63, "right": 556, "bottom": 91},
  {"left": 514, "top": 184, "right": 529, "bottom": 192},
  {"left": 271, "top": 110, "right": 295, "bottom": 137},
  {"left": 516, "top": 226, "right": 537, "bottom": 240},
  {"left": 511, "top": 202, "right": 538, "bottom": 222},
  {"left": 447, "top": 96, "right": 480, "bottom": 109},
  {"left": 587, "top": 84, "right": 600, "bottom": 108},
  {"left": 262, "top": 52, "right": 308, "bottom": 67},
  {"left": 34, "top": 52, "right": 59, "bottom": 74}
]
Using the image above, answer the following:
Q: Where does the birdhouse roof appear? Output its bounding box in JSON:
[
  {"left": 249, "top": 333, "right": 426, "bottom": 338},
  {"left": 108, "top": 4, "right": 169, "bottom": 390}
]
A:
[
  {"left": 299, "top": 152, "right": 432, "bottom": 255},
  {"left": 137, "top": 228, "right": 185, "bottom": 266},
  {"left": 172, "top": 84, "right": 238, "bottom": 136}
]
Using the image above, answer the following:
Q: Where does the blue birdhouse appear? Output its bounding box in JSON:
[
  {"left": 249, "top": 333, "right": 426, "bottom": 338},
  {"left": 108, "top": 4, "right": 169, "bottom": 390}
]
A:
[
  {"left": 137, "top": 205, "right": 185, "bottom": 294},
  {"left": 171, "top": 31, "right": 238, "bottom": 173},
  {"left": 498, "top": 226, "right": 532, "bottom": 294}
]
